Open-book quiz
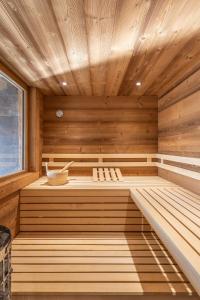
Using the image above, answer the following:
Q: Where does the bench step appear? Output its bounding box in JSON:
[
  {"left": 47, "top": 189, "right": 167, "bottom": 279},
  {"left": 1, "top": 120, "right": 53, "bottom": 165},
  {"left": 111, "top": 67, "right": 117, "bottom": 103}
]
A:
[{"left": 19, "top": 194, "right": 151, "bottom": 232}]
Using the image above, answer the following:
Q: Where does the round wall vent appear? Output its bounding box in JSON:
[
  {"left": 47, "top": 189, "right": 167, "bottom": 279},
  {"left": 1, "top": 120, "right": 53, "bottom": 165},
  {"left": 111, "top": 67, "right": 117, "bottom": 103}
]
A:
[{"left": 56, "top": 110, "right": 64, "bottom": 118}]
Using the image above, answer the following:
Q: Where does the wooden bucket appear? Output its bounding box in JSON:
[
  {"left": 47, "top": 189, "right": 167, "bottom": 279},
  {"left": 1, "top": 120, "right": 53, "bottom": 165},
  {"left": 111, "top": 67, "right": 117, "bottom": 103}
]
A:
[{"left": 45, "top": 162, "right": 73, "bottom": 185}]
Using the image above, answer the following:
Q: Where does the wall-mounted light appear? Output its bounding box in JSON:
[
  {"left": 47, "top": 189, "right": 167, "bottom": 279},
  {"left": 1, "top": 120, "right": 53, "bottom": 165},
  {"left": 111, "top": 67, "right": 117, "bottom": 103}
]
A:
[
  {"left": 62, "top": 82, "right": 67, "bottom": 86},
  {"left": 136, "top": 81, "right": 141, "bottom": 86},
  {"left": 56, "top": 110, "right": 64, "bottom": 118}
]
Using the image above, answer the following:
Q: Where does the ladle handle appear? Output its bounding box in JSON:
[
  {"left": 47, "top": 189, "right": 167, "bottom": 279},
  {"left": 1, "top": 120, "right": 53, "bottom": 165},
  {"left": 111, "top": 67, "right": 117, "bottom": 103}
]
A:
[{"left": 59, "top": 161, "right": 74, "bottom": 173}]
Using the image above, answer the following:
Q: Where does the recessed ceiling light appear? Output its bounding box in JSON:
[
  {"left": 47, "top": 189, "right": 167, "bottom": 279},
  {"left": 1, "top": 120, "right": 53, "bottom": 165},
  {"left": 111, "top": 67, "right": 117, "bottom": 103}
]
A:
[
  {"left": 136, "top": 81, "right": 141, "bottom": 86},
  {"left": 62, "top": 82, "right": 67, "bottom": 86}
]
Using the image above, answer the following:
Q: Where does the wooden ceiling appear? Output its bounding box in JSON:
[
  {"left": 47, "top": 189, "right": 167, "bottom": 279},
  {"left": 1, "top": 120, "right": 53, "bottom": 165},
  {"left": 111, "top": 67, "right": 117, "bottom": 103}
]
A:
[{"left": 0, "top": 0, "right": 200, "bottom": 96}]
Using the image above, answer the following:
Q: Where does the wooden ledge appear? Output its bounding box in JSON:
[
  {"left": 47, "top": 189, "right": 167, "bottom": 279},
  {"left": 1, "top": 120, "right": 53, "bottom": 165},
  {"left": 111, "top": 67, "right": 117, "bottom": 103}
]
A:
[{"left": 0, "top": 172, "right": 39, "bottom": 200}]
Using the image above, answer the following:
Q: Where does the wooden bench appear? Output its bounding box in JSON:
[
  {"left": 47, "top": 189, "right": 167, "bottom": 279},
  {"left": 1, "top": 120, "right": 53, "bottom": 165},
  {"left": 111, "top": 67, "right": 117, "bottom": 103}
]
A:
[
  {"left": 19, "top": 188, "right": 151, "bottom": 232},
  {"left": 131, "top": 186, "right": 200, "bottom": 296},
  {"left": 11, "top": 176, "right": 200, "bottom": 298}
]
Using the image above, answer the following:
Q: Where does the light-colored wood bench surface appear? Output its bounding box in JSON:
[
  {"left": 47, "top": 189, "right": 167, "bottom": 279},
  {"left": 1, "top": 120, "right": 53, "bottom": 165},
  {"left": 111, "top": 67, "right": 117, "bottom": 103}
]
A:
[
  {"left": 18, "top": 175, "right": 200, "bottom": 296},
  {"left": 21, "top": 176, "right": 177, "bottom": 195},
  {"left": 12, "top": 232, "right": 196, "bottom": 296},
  {"left": 131, "top": 187, "right": 200, "bottom": 295}
]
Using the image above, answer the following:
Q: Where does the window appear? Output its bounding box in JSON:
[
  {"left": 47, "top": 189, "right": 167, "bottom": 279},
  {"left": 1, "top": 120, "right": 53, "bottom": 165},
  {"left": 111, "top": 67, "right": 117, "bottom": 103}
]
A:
[{"left": 0, "top": 72, "right": 26, "bottom": 177}]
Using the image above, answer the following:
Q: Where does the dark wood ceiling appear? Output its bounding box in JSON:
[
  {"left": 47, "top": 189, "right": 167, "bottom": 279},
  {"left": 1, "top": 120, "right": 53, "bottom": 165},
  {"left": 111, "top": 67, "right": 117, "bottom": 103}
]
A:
[{"left": 0, "top": 0, "right": 200, "bottom": 96}]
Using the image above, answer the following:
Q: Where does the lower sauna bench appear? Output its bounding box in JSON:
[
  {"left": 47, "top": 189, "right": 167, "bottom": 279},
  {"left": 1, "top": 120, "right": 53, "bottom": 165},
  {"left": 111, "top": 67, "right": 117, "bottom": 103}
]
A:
[{"left": 11, "top": 177, "right": 200, "bottom": 299}]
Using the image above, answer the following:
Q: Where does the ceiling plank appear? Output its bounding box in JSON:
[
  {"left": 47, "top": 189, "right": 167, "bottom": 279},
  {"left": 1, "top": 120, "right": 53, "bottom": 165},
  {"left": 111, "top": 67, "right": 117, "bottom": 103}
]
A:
[
  {"left": 1, "top": 0, "right": 61, "bottom": 93},
  {"left": 10, "top": 0, "right": 81, "bottom": 95},
  {"left": 52, "top": 0, "right": 92, "bottom": 95},
  {"left": 18, "top": 0, "right": 80, "bottom": 95},
  {"left": 148, "top": 30, "right": 200, "bottom": 97},
  {"left": 84, "top": 0, "right": 117, "bottom": 96},
  {"left": 119, "top": 0, "right": 200, "bottom": 96},
  {"left": 105, "top": 0, "right": 151, "bottom": 96},
  {"left": 0, "top": 26, "right": 51, "bottom": 94},
  {"left": 0, "top": 0, "right": 200, "bottom": 96},
  {"left": 0, "top": 0, "right": 61, "bottom": 94}
]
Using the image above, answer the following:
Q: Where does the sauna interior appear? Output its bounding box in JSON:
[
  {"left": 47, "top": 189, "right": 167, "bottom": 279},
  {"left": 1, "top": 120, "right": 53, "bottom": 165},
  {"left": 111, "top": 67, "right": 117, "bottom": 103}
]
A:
[{"left": 0, "top": 0, "right": 200, "bottom": 299}]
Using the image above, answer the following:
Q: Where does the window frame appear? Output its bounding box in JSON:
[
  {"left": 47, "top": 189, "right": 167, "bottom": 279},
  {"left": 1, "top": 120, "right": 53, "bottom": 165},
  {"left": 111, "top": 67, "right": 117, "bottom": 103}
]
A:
[{"left": 0, "top": 70, "right": 28, "bottom": 180}]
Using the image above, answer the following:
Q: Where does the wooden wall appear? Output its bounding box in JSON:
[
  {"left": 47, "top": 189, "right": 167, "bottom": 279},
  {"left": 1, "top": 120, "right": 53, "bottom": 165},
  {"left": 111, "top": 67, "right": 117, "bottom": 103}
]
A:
[
  {"left": 158, "top": 90, "right": 200, "bottom": 157},
  {"left": 0, "top": 62, "right": 44, "bottom": 236},
  {"left": 158, "top": 70, "right": 200, "bottom": 194},
  {"left": 43, "top": 96, "right": 158, "bottom": 154},
  {"left": 0, "top": 87, "right": 43, "bottom": 237},
  {"left": 0, "top": 192, "right": 19, "bottom": 237}
]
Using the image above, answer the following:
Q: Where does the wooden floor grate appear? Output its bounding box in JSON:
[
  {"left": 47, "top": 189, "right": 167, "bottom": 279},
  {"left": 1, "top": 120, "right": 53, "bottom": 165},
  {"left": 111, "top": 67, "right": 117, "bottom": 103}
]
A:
[{"left": 11, "top": 232, "right": 196, "bottom": 296}]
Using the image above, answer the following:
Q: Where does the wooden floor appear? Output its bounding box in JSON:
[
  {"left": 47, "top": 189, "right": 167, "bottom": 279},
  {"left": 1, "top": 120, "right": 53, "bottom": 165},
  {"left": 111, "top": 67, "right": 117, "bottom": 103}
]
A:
[{"left": 12, "top": 232, "right": 196, "bottom": 297}]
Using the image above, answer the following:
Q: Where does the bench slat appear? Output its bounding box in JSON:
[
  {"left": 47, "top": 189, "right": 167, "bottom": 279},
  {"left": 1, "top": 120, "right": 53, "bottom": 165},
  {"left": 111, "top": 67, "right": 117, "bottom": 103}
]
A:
[
  {"left": 177, "top": 188, "right": 200, "bottom": 202},
  {"left": 170, "top": 188, "right": 200, "bottom": 208},
  {"left": 104, "top": 168, "right": 111, "bottom": 181},
  {"left": 131, "top": 188, "right": 200, "bottom": 296},
  {"left": 149, "top": 188, "right": 200, "bottom": 235},
  {"left": 137, "top": 188, "right": 200, "bottom": 252},
  {"left": 156, "top": 188, "right": 200, "bottom": 226}
]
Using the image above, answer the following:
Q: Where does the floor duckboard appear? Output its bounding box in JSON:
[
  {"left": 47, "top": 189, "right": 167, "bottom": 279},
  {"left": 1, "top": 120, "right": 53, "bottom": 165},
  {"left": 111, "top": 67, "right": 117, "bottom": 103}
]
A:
[{"left": 12, "top": 232, "right": 196, "bottom": 297}]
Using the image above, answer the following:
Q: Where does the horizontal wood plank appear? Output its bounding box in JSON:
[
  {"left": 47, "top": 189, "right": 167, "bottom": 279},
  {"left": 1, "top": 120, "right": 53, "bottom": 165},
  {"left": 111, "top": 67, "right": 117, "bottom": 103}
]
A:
[
  {"left": 20, "top": 224, "right": 149, "bottom": 232},
  {"left": 12, "top": 272, "right": 187, "bottom": 283},
  {"left": 20, "top": 210, "right": 143, "bottom": 218},
  {"left": 12, "top": 232, "right": 194, "bottom": 296},
  {"left": 20, "top": 196, "right": 131, "bottom": 203},
  {"left": 20, "top": 217, "right": 144, "bottom": 225},
  {"left": 12, "top": 282, "right": 194, "bottom": 295}
]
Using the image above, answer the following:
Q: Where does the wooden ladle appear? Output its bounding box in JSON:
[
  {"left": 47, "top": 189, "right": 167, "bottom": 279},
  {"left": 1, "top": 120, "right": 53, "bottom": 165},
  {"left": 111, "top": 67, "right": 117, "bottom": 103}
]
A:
[{"left": 59, "top": 161, "right": 74, "bottom": 173}]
